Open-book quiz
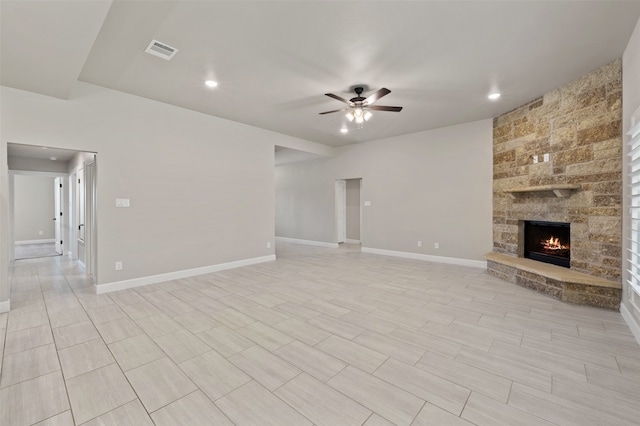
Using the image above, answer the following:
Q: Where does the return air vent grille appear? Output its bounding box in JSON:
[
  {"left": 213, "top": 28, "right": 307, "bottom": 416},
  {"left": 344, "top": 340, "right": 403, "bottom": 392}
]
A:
[{"left": 145, "top": 39, "right": 178, "bottom": 60}]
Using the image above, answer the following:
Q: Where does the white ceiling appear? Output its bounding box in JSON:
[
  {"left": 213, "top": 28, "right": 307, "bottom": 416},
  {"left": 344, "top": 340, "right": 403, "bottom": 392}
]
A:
[
  {"left": 6, "top": 143, "right": 82, "bottom": 163},
  {"left": 2, "top": 1, "right": 640, "bottom": 149}
]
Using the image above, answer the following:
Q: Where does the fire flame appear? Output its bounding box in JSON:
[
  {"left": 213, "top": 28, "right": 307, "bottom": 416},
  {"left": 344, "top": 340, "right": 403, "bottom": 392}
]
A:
[{"left": 542, "top": 236, "right": 569, "bottom": 251}]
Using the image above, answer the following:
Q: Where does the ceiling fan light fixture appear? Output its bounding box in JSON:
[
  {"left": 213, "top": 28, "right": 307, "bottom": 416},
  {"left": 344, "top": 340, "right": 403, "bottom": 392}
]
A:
[
  {"left": 346, "top": 107, "right": 371, "bottom": 125},
  {"left": 323, "top": 87, "right": 399, "bottom": 128},
  {"left": 488, "top": 92, "right": 501, "bottom": 100}
]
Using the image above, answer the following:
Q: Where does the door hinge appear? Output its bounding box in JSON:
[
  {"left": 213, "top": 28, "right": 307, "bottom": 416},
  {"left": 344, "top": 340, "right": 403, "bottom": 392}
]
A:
[
  {"left": 59, "top": 183, "right": 62, "bottom": 188},
  {"left": 59, "top": 212, "right": 63, "bottom": 216},
  {"left": 78, "top": 179, "right": 81, "bottom": 184},
  {"left": 60, "top": 240, "right": 63, "bottom": 245}
]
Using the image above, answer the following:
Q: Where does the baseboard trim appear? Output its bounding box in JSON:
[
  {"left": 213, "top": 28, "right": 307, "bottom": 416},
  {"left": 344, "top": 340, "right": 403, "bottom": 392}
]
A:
[
  {"left": 0, "top": 299, "right": 10, "bottom": 313},
  {"left": 275, "top": 237, "right": 339, "bottom": 248},
  {"left": 361, "top": 247, "right": 487, "bottom": 268},
  {"left": 345, "top": 239, "right": 361, "bottom": 244},
  {"left": 96, "top": 255, "right": 276, "bottom": 294},
  {"left": 15, "top": 239, "right": 55, "bottom": 245},
  {"left": 621, "top": 302, "right": 640, "bottom": 346}
]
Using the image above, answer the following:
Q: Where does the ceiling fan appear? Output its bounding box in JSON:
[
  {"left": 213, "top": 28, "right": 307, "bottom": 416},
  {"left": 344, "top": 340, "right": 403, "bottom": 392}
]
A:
[{"left": 319, "top": 86, "right": 402, "bottom": 125}]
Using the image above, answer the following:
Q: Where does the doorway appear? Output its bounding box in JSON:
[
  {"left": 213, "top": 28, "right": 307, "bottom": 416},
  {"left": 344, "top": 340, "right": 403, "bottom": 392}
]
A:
[
  {"left": 7, "top": 143, "right": 98, "bottom": 283},
  {"left": 71, "top": 154, "right": 98, "bottom": 282},
  {"left": 336, "top": 178, "right": 362, "bottom": 245},
  {"left": 54, "top": 177, "right": 63, "bottom": 255},
  {"left": 12, "top": 173, "right": 64, "bottom": 260}
]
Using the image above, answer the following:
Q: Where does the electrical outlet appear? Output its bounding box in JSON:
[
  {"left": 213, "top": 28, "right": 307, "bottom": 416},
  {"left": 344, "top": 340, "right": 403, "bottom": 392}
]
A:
[
  {"left": 543, "top": 153, "right": 550, "bottom": 162},
  {"left": 532, "top": 155, "right": 539, "bottom": 164},
  {"left": 38, "top": 230, "right": 44, "bottom": 235},
  {"left": 115, "top": 261, "right": 123, "bottom": 271},
  {"left": 434, "top": 243, "right": 440, "bottom": 249},
  {"left": 267, "top": 242, "right": 271, "bottom": 249},
  {"left": 417, "top": 241, "right": 422, "bottom": 248}
]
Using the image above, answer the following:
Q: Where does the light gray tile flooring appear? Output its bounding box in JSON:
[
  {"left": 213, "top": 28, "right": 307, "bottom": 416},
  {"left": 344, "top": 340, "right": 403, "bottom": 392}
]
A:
[
  {"left": 14, "top": 243, "right": 60, "bottom": 260},
  {"left": 1, "top": 241, "right": 639, "bottom": 425}
]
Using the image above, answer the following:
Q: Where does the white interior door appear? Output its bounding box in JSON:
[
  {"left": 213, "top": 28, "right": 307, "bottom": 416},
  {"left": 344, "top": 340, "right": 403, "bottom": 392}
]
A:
[
  {"left": 77, "top": 168, "right": 85, "bottom": 243},
  {"left": 54, "top": 177, "right": 63, "bottom": 254},
  {"left": 336, "top": 179, "right": 346, "bottom": 243},
  {"left": 69, "top": 172, "right": 77, "bottom": 260}
]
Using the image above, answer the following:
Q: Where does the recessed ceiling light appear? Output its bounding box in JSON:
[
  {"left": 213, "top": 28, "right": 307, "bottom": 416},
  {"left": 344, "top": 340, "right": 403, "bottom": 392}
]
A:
[
  {"left": 49, "top": 156, "right": 57, "bottom": 161},
  {"left": 488, "top": 92, "right": 501, "bottom": 100},
  {"left": 205, "top": 80, "right": 218, "bottom": 88},
  {"left": 340, "top": 128, "right": 348, "bottom": 134}
]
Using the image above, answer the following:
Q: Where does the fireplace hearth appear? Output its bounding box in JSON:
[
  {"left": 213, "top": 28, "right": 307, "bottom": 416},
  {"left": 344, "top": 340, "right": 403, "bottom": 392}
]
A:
[{"left": 523, "top": 221, "right": 570, "bottom": 268}]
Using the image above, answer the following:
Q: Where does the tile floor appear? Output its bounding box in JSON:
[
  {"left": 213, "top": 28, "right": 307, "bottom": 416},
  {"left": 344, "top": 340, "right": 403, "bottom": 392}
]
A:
[
  {"left": 1, "top": 242, "right": 639, "bottom": 425},
  {"left": 14, "top": 243, "right": 60, "bottom": 260}
]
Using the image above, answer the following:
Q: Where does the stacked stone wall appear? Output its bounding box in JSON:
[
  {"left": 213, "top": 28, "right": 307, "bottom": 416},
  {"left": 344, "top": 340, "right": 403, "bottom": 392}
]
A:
[{"left": 492, "top": 59, "right": 622, "bottom": 282}]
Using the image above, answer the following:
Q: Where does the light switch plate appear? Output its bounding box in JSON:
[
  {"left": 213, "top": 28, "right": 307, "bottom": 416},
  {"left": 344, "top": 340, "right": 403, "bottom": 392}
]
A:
[
  {"left": 116, "top": 198, "right": 130, "bottom": 207},
  {"left": 364, "top": 201, "right": 372, "bottom": 207}
]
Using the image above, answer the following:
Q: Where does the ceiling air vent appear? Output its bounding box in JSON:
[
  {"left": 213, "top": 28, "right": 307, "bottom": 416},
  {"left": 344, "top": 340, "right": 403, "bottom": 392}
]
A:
[{"left": 145, "top": 39, "right": 178, "bottom": 61}]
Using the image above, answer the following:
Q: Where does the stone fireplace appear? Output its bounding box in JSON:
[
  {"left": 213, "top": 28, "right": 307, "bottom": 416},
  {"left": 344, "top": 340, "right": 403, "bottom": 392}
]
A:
[{"left": 486, "top": 59, "right": 623, "bottom": 309}]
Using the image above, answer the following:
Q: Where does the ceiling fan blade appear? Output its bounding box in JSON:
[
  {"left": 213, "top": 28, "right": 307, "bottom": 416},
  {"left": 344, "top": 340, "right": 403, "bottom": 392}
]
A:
[
  {"left": 325, "top": 93, "right": 351, "bottom": 105},
  {"left": 364, "top": 88, "right": 391, "bottom": 105},
  {"left": 319, "top": 108, "right": 349, "bottom": 115},
  {"left": 367, "top": 105, "right": 403, "bottom": 112}
]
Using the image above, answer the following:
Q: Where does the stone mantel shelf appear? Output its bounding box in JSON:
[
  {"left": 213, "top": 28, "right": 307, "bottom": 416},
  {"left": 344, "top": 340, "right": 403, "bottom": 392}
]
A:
[{"left": 502, "top": 184, "right": 580, "bottom": 199}]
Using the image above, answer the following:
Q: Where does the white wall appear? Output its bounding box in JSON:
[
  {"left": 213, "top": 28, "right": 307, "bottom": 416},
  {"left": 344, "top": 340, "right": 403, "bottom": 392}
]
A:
[
  {"left": 622, "top": 16, "right": 640, "bottom": 342},
  {"left": 0, "top": 132, "right": 8, "bottom": 305},
  {"left": 13, "top": 175, "right": 55, "bottom": 242},
  {"left": 275, "top": 119, "right": 493, "bottom": 262},
  {"left": 0, "top": 82, "right": 324, "bottom": 302},
  {"left": 275, "top": 157, "right": 335, "bottom": 243}
]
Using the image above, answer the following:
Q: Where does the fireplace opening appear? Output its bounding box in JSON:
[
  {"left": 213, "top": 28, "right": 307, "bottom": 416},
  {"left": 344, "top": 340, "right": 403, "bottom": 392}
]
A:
[{"left": 523, "top": 221, "right": 570, "bottom": 268}]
